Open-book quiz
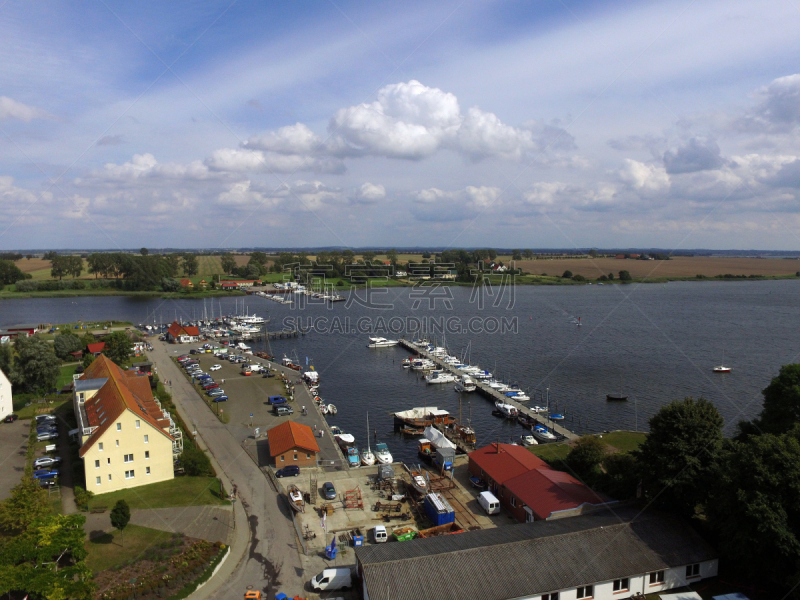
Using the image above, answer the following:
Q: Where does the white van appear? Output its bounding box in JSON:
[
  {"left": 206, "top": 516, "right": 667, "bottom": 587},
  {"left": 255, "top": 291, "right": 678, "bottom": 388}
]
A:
[
  {"left": 373, "top": 525, "right": 388, "bottom": 543},
  {"left": 478, "top": 491, "right": 501, "bottom": 515},
  {"left": 310, "top": 567, "right": 353, "bottom": 592}
]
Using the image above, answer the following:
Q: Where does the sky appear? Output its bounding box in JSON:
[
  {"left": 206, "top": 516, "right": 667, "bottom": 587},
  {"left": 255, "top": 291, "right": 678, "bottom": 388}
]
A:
[{"left": 2, "top": 0, "right": 800, "bottom": 250}]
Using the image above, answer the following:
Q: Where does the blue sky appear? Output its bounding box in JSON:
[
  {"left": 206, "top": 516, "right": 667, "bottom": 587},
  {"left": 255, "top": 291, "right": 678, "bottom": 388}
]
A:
[{"left": 2, "top": 0, "right": 800, "bottom": 250}]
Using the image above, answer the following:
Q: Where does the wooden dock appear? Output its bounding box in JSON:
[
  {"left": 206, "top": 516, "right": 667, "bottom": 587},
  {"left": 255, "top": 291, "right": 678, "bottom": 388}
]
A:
[{"left": 397, "top": 339, "right": 578, "bottom": 442}]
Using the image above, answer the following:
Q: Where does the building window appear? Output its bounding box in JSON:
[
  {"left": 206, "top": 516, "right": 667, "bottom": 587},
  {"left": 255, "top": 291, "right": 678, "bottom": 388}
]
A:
[
  {"left": 686, "top": 564, "right": 700, "bottom": 578},
  {"left": 542, "top": 593, "right": 559, "bottom": 600},
  {"left": 576, "top": 585, "right": 593, "bottom": 599},
  {"left": 108, "top": 474, "right": 112, "bottom": 481},
  {"left": 293, "top": 454, "right": 298, "bottom": 461},
  {"left": 145, "top": 451, "right": 150, "bottom": 459},
  {"left": 116, "top": 440, "right": 119, "bottom": 447},
  {"left": 510, "top": 496, "right": 517, "bottom": 508},
  {"left": 95, "top": 460, "right": 100, "bottom": 468},
  {"left": 306, "top": 453, "right": 311, "bottom": 459},
  {"left": 124, "top": 454, "right": 133, "bottom": 463},
  {"left": 125, "top": 470, "right": 135, "bottom": 479},
  {"left": 144, "top": 435, "right": 149, "bottom": 443},
  {"left": 96, "top": 476, "right": 101, "bottom": 485},
  {"left": 136, "top": 420, "right": 140, "bottom": 428},
  {"left": 99, "top": 442, "right": 103, "bottom": 451},
  {"left": 613, "top": 578, "right": 629, "bottom": 592},
  {"left": 146, "top": 466, "right": 151, "bottom": 475},
  {"left": 107, "top": 458, "right": 111, "bottom": 465},
  {"left": 280, "top": 455, "right": 285, "bottom": 462},
  {"left": 116, "top": 423, "right": 121, "bottom": 431},
  {"left": 649, "top": 571, "right": 665, "bottom": 585}
]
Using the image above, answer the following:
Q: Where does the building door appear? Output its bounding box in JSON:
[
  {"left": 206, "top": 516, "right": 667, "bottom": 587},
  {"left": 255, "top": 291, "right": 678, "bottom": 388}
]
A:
[{"left": 524, "top": 507, "right": 534, "bottom": 523}]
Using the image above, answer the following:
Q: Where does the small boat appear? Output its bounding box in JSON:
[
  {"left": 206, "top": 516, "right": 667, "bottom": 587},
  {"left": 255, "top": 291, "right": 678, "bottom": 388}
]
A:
[
  {"left": 375, "top": 442, "right": 393, "bottom": 464},
  {"left": 506, "top": 391, "right": 530, "bottom": 401},
  {"left": 411, "top": 358, "right": 436, "bottom": 370},
  {"left": 418, "top": 438, "right": 433, "bottom": 462},
  {"left": 530, "top": 405, "right": 547, "bottom": 414},
  {"left": 425, "top": 371, "right": 456, "bottom": 384},
  {"left": 400, "top": 427, "right": 425, "bottom": 436},
  {"left": 519, "top": 434, "right": 538, "bottom": 446},
  {"left": 493, "top": 402, "right": 518, "bottom": 418},
  {"left": 368, "top": 337, "right": 399, "bottom": 348},
  {"left": 329, "top": 425, "right": 344, "bottom": 436},
  {"left": 469, "top": 476, "right": 486, "bottom": 489},
  {"left": 606, "top": 393, "right": 628, "bottom": 401},
  {"left": 287, "top": 484, "right": 304, "bottom": 513},
  {"left": 346, "top": 446, "right": 361, "bottom": 468},
  {"left": 327, "top": 404, "right": 337, "bottom": 415},
  {"left": 549, "top": 413, "right": 565, "bottom": 420},
  {"left": 401, "top": 358, "right": 412, "bottom": 368},
  {"left": 517, "top": 414, "right": 534, "bottom": 428},
  {"left": 532, "top": 424, "right": 557, "bottom": 442},
  {"left": 361, "top": 413, "right": 376, "bottom": 466},
  {"left": 713, "top": 365, "right": 731, "bottom": 373},
  {"left": 454, "top": 375, "right": 476, "bottom": 393},
  {"left": 407, "top": 467, "right": 428, "bottom": 494},
  {"left": 455, "top": 424, "right": 476, "bottom": 446},
  {"left": 335, "top": 433, "right": 355, "bottom": 451}
]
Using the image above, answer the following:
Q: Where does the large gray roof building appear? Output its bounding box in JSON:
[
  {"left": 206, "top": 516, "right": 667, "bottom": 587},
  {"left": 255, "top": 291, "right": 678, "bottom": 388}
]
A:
[{"left": 356, "top": 508, "right": 718, "bottom": 600}]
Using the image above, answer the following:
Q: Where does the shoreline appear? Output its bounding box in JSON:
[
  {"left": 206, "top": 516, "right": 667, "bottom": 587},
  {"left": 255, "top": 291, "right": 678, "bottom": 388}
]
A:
[{"left": 1, "top": 273, "right": 798, "bottom": 300}]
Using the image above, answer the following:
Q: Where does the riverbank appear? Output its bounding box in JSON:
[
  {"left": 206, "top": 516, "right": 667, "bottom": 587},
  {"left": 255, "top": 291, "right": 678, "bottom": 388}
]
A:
[{"left": 0, "top": 288, "right": 248, "bottom": 299}]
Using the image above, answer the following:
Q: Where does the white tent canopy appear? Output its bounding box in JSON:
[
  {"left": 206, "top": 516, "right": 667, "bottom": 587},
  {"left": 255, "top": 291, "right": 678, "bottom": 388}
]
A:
[{"left": 423, "top": 426, "right": 456, "bottom": 450}]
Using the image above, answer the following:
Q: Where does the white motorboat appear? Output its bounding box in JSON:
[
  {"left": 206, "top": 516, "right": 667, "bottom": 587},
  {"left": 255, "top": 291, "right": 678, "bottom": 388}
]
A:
[
  {"left": 532, "top": 424, "right": 557, "bottom": 442},
  {"left": 335, "top": 433, "right": 355, "bottom": 450},
  {"left": 493, "top": 402, "right": 518, "bottom": 418},
  {"left": 425, "top": 371, "right": 456, "bottom": 384},
  {"left": 520, "top": 434, "right": 538, "bottom": 446},
  {"left": 442, "top": 356, "right": 460, "bottom": 365},
  {"left": 471, "top": 370, "right": 493, "bottom": 380},
  {"left": 375, "top": 442, "right": 393, "bottom": 464},
  {"left": 454, "top": 375, "right": 476, "bottom": 393},
  {"left": 411, "top": 358, "right": 436, "bottom": 370},
  {"left": 429, "top": 347, "right": 448, "bottom": 357},
  {"left": 368, "top": 337, "right": 399, "bottom": 348},
  {"left": 530, "top": 405, "right": 547, "bottom": 413},
  {"left": 713, "top": 365, "right": 731, "bottom": 373},
  {"left": 361, "top": 413, "right": 376, "bottom": 466},
  {"left": 327, "top": 404, "right": 337, "bottom": 415}
]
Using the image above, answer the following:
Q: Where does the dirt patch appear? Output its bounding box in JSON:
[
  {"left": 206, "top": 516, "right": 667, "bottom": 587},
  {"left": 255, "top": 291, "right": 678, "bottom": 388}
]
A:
[
  {"left": 517, "top": 256, "right": 800, "bottom": 279},
  {"left": 15, "top": 257, "right": 52, "bottom": 273}
]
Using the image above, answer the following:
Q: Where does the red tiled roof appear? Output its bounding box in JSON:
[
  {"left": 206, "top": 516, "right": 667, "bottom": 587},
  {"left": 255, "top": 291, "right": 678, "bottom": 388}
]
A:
[
  {"left": 87, "top": 342, "right": 105, "bottom": 354},
  {"left": 504, "top": 468, "right": 611, "bottom": 520},
  {"left": 267, "top": 421, "right": 320, "bottom": 457},
  {"left": 180, "top": 279, "right": 193, "bottom": 287},
  {"left": 167, "top": 321, "right": 200, "bottom": 338},
  {"left": 78, "top": 355, "right": 172, "bottom": 457},
  {"left": 468, "top": 443, "right": 549, "bottom": 485}
]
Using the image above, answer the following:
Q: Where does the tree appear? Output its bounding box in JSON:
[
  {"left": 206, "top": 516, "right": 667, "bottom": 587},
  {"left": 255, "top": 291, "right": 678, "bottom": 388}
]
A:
[
  {"left": 511, "top": 249, "right": 522, "bottom": 260},
  {"left": 561, "top": 270, "right": 573, "bottom": 278},
  {"left": 608, "top": 272, "right": 614, "bottom": 280},
  {"left": 181, "top": 446, "right": 213, "bottom": 476},
  {"left": 750, "top": 364, "right": 800, "bottom": 435},
  {"left": 183, "top": 253, "right": 199, "bottom": 276},
  {"left": 103, "top": 331, "right": 132, "bottom": 365},
  {"left": 0, "top": 478, "right": 50, "bottom": 534},
  {"left": 66, "top": 255, "right": 83, "bottom": 278},
  {"left": 709, "top": 430, "right": 800, "bottom": 591},
  {"left": 53, "top": 332, "right": 83, "bottom": 361},
  {"left": 588, "top": 248, "right": 598, "bottom": 258},
  {"left": 220, "top": 252, "right": 237, "bottom": 274},
  {"left": 601, "top": 453, "right": 639, "bottom": 499},
  {"left": 572, "top": 274, "right": 586, "bottom": 282},
  {"left": 110, "top": 499, "right": 131, "bottom": 546},
  {"left": 82, "top": 352, "right": 95, "bottom": 369},
  {"left": 386, "top": 249, "right": 398, "bottom": 266},
  {"left": 161, "top": 277, "right": 181, "bottom": 292},
  {"left": 0, "top": 259, "right": 25, "bottom": 285},
  {"left": 566, "top": 436, "right": 607, "bottom": 484},
  {"left": 634, "top": 397, "right": 724, "bottom": 518},
  {"left": 49, "top": 254, "right": 66, "bottom": 280},
  {"left": 523, "top": 249, "right": 534, "bottom": 259},
  {"left": 245, "top": 264, "right": 261, "bottom": 280},
  {"left": 618, "top": 270, "right": 632, "bottom": 281},
  {"left": 13, "top": 335, "right": 60, "bottom": 394},
  {"left": 140, "top": 247, "right": 149, "bottom": 256},
  {"left": 362, "top": 251, "right": 377, "bottom": 263}
]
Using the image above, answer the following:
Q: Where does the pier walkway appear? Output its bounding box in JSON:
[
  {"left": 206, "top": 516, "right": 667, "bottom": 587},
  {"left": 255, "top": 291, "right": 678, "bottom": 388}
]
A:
[{"left": 397, "top": 339, "right": 578, "bottom": 442}]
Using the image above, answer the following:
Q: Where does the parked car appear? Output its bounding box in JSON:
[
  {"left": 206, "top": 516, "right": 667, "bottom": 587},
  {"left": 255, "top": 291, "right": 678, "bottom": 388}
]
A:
[
  {"left": 207, "top": 389, "right": 225, "bottom": 397},
  {"left": 274, "top": 406, "right": 293, "bottom": 416},
  {"left": 37, "top": 432, "right": 58, "bottom": 442},
  {"left": 211, "top": 395, "right": 228, "bottom": 403},
  {"left": 275, "top": 465, "right": 300, "bottom": 478},
  {"left": 33, "top": 456, "right": 62, "bottom": 469},
  {"left": 35, "top": 414, "right": 56, "bottom": 424},
  {"left": 201, "top": 382, "right": 219, "bottom": 390},
  {"left": 268, "top": 395, "right": 287, "bottom": 405},
  {"left": 4, "top": 414, "right": 19, "bottom": 423},
  {"left": 322, "top": 482, "right": 337, "bottom": 500},
  {"left": 33, "top": 469, "right": 59, "bottom": 480},
  {"left": 196, "top": 374, "right": 212, "bottom": 381},
  {"left": 210, "top": 364, "right": 222, "bottom": 371}
]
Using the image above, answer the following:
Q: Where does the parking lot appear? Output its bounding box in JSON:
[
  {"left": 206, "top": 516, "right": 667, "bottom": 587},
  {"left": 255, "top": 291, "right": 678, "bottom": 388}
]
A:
[
  {"left": 0, "top": 418, "right": 30, "bottom": 500},
  {"left": 172, "top": 346, "right": 342, "bottom": 466}
]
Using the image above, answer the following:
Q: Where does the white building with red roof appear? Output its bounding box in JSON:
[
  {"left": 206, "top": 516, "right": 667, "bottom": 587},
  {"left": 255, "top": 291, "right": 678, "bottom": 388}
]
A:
[
  {"left": 72, "top": 355, "right": 180, "bottom": 494},
  {"left": 166, "top": 321, "right": 200, "bottom": 343}
]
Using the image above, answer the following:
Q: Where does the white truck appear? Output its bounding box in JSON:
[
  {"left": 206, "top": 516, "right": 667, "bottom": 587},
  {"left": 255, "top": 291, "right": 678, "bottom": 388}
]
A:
[{"left": 310, "top": 568, "right": 353, "bottom": 592}]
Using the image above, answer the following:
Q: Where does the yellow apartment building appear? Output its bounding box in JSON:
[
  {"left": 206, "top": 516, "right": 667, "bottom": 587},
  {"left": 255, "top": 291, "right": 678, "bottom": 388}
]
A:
[{"left": 72, "top": 355, "right": 182, "bottom": 494}]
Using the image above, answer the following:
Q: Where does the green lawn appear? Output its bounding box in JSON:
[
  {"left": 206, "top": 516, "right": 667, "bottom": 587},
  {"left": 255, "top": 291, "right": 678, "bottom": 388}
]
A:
[
  {"left": 56, "top": 364, "right": 80, "bottom": 389},
  {"left": 85, "top": 524, "right": 172, "bottom": 574},
  {"left": 599, "top": 430, "right": 646, "bottom": 453},
  {"left": 529, "top": 442, "right": 572, "bottom": 463},
  {"left": 87, "top": 476, "right": 229, "bottom": 511}
]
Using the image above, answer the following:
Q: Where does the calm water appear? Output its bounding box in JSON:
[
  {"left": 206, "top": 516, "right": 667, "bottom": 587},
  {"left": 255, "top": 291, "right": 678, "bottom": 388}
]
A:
[{"left": 2, "top": 281, "right": 798, "bottom": 464}]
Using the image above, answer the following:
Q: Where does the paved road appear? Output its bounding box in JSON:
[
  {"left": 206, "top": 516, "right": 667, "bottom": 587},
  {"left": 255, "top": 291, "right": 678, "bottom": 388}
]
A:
[
  {"left": 150, "top": 340, "right": 305, "bottom": 599},
  {"left": 0, "top": 419, "right": 29, "bottom": 500}
]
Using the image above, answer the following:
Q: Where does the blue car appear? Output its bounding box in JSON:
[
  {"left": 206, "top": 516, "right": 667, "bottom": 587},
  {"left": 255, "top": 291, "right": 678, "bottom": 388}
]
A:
[
  {"left": 268, "top": 395, "right": 287, "bottom": 405},
  {"left": 212, "top": 395, "right": 228, "bottom": 402},
  {"left": 197, "top": 374, "right": 212, "bottom": 381},
  {"left": 33, "top": 469, "right": 59, "bottom": 480}
]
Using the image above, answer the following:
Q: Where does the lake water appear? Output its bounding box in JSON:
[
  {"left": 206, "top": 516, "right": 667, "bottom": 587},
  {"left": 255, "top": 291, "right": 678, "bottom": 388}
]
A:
[{"left": 2, "top": 280, "right": 798, "bottom": 464}]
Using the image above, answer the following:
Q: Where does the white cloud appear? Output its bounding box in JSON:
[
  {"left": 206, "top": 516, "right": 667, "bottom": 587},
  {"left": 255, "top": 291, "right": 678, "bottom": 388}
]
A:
[
  {"left": 456, "top": 107, "right": 532, "bottom": 161},
  {"left": 83, "top": 153, "right": 214, "bottom": 183},
  {"left": 243, "top": 123, "right": 320, "bottom": 154},
  {"left": 218, "top": 180, "right": 279, "bottom": 207},
  {"left": 353, "top": 182, "right": 386, "bottom": 204},
  {"left": 619, "top": 159, "right": 670, "bottom": 193},
  {"left": 663, "top": 137, "right": 725, "bottom": 174},
  {"left": 410, "top": 185, "right": 501, "bottom": 221},
  {"left": 206, "top": 147, "right": 344, "bottom": 174},
  {"left": 0, "top": 96, "right": 48, "bottom": 121},
  {"left": 738, "top": 74, "right": 800, "bottom": 133}
]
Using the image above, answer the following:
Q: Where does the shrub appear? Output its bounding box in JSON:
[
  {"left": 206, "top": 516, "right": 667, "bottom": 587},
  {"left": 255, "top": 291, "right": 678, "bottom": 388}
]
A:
[
  {"left": 180, "top": 446, "right": 213, "bottom": 477},
  {"left": 74, "top": 485, "right": 95, "bottom": 511},
  {"left": 561, "top": 270, "right": 573, "bottom": 278},
  {"left": 571, "top": 274, "right": 585, "bottom": 282},
  {"left": 618, "top": 270, "right": 632, "bottom": 281}
]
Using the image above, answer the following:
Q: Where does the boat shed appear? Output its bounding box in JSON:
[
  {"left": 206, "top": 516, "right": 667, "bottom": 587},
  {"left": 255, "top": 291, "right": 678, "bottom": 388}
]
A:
[{"left": 355, "top": 508, "right": 718, "bottom": 600}]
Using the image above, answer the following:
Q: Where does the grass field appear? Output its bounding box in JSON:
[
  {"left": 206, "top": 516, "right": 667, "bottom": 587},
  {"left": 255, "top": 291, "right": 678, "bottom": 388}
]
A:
[
  {"left": 529, "top": 442, "right": 572, "bottom": 462},
  {"left": 56, "top": 364, "right": 80, "bottom": 389},
  {"left": 85, "top": 524, "right": 172, "bottom": 574},
  {"left": 599, "top": 430, "right": 646, "bottom": 452},
  {"left": 87, "top": 476, "right": 228, "bottom": 511}
]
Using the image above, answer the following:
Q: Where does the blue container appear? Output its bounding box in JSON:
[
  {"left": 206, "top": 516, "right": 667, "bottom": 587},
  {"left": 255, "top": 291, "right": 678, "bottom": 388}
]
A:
[
  {"left": 325, "top": 544, "right": 338, "bottom": 559},
  {"left": 424, "top": 493, "right": 455, "bottom": 526},
  {"left": 353, "top": 535, "right": 364, "bottom": 547}
]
